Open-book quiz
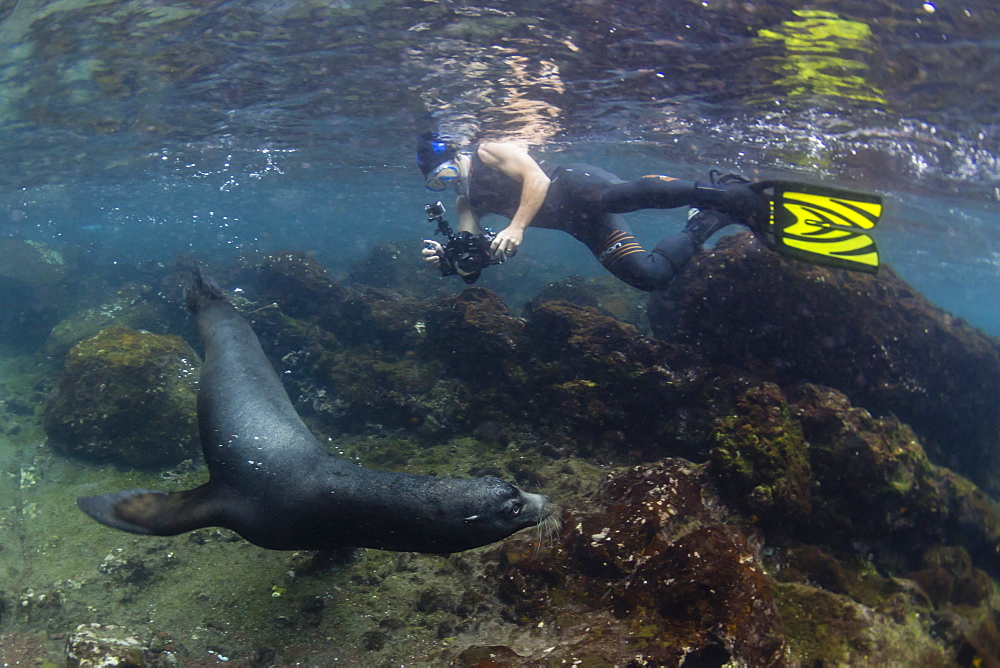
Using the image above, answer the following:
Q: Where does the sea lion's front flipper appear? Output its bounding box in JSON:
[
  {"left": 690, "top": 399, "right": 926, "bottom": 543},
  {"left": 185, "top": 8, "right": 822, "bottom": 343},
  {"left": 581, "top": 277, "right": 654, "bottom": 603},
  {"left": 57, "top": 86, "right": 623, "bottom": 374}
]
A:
[{"left": 77, "top": 484, "right": 221, "bottom": 536}]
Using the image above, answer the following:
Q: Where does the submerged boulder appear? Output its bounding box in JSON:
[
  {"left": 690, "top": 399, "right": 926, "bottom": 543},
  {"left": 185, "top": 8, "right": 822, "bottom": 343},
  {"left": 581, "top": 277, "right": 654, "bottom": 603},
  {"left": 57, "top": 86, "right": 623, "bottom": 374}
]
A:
[
  {"left": 527, "top": 273, "right": 648, "bottom": 331},
  {"left": 650, "top": 232, "right": 1000, "bottom": 495},
  {"left": 347, "top": 239, "right": 450, "bottom": 298},
  {"left": 712, "top": 382, "right": 1000, "bottom": 571},
  {"left": 253, "top": 250, "right": 429, "bottom": 350},
  {"left": 0, "top": 238, "right": 67, "bottom": 286},
  {"left": 0, "top": 239, "right": 73, "bottom": 353},
  {"left": 421, "top": 287, "right": 524, "bottom": 382},
  {"left": 41, "top": 294, "right": 166, "bottom": 359},
  {"left": 44, "top": 326, "right": 200, "bottom": 469},
  {"left": 495, "top": 459, "right": 787, "bottom": 666}
]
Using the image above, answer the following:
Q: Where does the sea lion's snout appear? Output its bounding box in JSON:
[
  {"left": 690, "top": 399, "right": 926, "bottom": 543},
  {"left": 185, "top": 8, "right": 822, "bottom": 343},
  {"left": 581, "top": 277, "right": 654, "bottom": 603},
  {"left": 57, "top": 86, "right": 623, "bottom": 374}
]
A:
[{"left": 518, "top": 489, "right": 557, "bottom": 526}]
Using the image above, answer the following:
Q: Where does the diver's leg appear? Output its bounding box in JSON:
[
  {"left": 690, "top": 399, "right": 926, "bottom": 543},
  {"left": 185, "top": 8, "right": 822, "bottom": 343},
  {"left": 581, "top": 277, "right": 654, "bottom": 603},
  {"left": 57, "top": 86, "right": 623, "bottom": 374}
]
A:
[
  {"left": 598, "top": 173, "right": 765, "bottom": 224},
  {"left": 599, "top": 175, "right": 700, "bottom": 212},
  {"left": 682, "top": 208, "right": 740, "bottom": 247},
  {"left": 586, "top": 208, "right": 738, "bottom": 291},
  {"left": 586, "top": 215, "right": 695, "bottom": 292}
]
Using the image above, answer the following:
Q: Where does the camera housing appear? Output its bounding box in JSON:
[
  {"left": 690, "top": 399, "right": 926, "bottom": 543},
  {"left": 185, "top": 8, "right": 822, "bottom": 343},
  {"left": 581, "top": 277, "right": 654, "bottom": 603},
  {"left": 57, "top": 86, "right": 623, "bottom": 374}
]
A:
[
  {"left": 442, "top": 231, "right": 495, "bottom": 283},
  {"left": 425, "top": 201, "right": 501, "bottom": 283}
]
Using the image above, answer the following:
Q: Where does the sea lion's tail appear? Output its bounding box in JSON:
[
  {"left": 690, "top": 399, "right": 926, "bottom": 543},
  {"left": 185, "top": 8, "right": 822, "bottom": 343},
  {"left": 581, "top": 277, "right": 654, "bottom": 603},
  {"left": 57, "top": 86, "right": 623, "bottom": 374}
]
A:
[
  {"left": 77, "top": 485, "right": 223, "bottom": 536},
  {"left": 184, "top": 266, "right": 227, "bottom": 313}
]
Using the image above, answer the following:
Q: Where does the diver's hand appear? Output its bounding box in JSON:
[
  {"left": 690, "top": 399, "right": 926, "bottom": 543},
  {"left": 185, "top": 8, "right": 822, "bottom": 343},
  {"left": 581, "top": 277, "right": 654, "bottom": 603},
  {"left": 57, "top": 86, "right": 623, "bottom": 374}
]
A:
[
  {"left": 422, "top": 240, "right": 443, "bottom": 266},
  {"left": 490, "top": 226, "right": 522, "bottom": 258}
]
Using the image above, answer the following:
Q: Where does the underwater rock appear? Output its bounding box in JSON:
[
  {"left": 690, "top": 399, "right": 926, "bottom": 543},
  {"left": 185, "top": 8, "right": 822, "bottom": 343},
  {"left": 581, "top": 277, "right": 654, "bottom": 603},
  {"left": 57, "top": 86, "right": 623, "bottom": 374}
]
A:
[
  {"left": 711, "top": 383, "right": 813, "bottom": 522},
  {"left": 255, "top": 250, "right": 428, "bottom": 350},
  {"left": 17, "top": 587, "right": 64, "bottom": 626},
  {"left": 650, "top": 232, "right": 1000, "bottom": 495},
  {"left": 247, "top": 301, "right": 343, "bottom": 372},
  {"left": 0, "top": 238, "right": 67, "bottom": 286},
  {"left": 773, "top": 580, "right": 948, "bottom": 665},
  {"left": 520, "top": 299, "right": 705, "bottom": 460},
  {"left": 43, "top": 326, "right": 200, "bottom": 469},
  {"left": 906, "top": 546, "right": 993, "bottom": 609},
  {"left": 0, "top": 240, "right": 75, "bottom": 352},
  {"left": 528, "top": 274, "right": 648, "bottom": 332},
  {"left": 254, "top": 250, "right": 351, "bottom": 324},
  {"left": 421, "top": 287, "right": 525, "bottom": 382},
  {"left": 453, "top": 644, "right": 526, "bottom": 666},
  {"left": 41, "top": 294, "right": 166, "bottom": 359},
  {"left": 65, "top": 623, "right": 145, "bottom": 668},
  {"left": 496, "top": 458, "right": 786, "bottom": 666},
  {"left": 247, "top": 302, "right": 460, "bottom": 437},
  {"left": 347, "top": 239, "right": 449, "bottom": 297},
  {"left": 620, "top": 525, "right": 786, "bottom": 665},
  {"left": 712, "top": 382, "right": 1000, "bottom": 573}
]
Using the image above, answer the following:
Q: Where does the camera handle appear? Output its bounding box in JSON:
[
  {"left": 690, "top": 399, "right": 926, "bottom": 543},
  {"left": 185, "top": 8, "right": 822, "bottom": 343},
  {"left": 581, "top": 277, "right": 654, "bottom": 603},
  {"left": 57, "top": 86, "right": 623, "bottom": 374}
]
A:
[{"left": 425, "top": 201, "right": 456, "bottom": 242}]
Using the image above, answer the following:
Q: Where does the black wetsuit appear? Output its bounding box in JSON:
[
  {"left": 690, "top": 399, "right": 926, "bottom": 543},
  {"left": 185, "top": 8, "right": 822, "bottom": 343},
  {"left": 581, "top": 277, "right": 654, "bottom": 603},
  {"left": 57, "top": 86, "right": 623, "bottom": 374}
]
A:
[{"left": 466, "top": 152, "right": 716, "bottom": 291}]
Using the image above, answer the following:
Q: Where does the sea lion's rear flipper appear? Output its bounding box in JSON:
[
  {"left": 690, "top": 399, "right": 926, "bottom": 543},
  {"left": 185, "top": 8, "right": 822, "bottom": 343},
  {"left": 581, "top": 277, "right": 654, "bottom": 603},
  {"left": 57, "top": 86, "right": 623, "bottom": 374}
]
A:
[{"left": 77, "top": 485, "right": 221, "bottom": 536}]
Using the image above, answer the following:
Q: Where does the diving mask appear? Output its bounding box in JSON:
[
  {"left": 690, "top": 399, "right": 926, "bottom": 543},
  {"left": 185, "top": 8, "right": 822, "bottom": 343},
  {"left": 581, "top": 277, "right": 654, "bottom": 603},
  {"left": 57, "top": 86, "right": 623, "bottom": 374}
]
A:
[{"left": 425, "top": 160, "right": 461, "bottom": 192}]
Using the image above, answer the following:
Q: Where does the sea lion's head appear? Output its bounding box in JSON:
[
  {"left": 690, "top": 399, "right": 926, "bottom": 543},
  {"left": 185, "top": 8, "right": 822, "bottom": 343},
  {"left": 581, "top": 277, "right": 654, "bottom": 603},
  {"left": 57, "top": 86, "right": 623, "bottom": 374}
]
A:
[{"left": 406, "top": 476, "right": 557, "bottom": 554}]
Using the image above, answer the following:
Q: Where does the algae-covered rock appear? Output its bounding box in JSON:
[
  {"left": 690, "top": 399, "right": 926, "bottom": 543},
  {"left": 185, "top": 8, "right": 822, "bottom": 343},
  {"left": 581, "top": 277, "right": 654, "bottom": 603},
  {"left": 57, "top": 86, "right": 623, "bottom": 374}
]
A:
[
  {"left": 520, "top": 299, "right": 703, "bottom": 460},
  {"left": 0, "top": 239, "right": 67, "bottom": 286},
  {"left": 0, "top": 239, "right": 74, "bottom": 353},
  {"left": 347, "top": 239, "right": 449, "bottom": 297},
  {"left": 496, "top": 459, "right": 786, "bottom": 666},
  {"left": 710, "top": 381, "right": 1000, "bottom": 572},
  {"left": 254, "top": 249, "right": 429, "bottom": 350},
  {"left": 774, "top": 581, "right": 948, "bottom": 665},
  {"left": 528, "top": 273, "right": 648, "bottom": 332},
  {"left": 651, "top": 232, "right": 1000, "bottom": 495},
  {"left": 621, "top": 525, "right": 787, "bottom": 666},
  {"left": 44, "top": 326, "right": 200, "bottom": 469},
  {"left": 421, "top": 287, "right": 524, "bottom": 381},
  {"left": 712, "top": 383, "right": 813, "bottom": 521},
  {"left": 41, "top": 295, "right": 166, "bottom": 359}
]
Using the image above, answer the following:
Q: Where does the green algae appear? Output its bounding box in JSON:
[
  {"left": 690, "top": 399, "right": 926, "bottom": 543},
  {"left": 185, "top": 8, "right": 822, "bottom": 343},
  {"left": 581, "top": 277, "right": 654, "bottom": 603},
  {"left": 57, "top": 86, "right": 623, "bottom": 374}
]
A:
[
  {"left": 43, "top": 326, "right": 199, "bottom": 469},
  {"left": 774, "top": 581, "right": 947, "bottom": 665},
  {"left": 711, "top": 383, "right": 813, "bottom": 521},
  {"left": 42, "top": 296, "right": 166, "bottom": 359}
]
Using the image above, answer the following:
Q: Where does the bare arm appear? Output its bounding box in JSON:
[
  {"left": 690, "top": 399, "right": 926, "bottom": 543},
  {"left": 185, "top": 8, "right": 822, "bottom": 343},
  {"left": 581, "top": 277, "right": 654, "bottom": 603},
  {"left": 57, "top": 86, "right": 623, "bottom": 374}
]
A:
[
  {"left": 476, "top": 142, "right": 550, "bottom": 255},
  {"left": 455, "top": 195, "right": 483, "bottom": 234}
]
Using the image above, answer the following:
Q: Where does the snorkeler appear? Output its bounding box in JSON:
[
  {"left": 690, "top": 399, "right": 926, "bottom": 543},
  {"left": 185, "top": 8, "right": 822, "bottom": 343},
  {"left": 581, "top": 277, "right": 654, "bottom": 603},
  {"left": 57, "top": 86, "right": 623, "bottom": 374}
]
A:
[
  {"left": 416, "top": 132, "right": 884, "bottom": 286},
  {"left": 416, "top": 133, "right": 763, "bottom": 289}
]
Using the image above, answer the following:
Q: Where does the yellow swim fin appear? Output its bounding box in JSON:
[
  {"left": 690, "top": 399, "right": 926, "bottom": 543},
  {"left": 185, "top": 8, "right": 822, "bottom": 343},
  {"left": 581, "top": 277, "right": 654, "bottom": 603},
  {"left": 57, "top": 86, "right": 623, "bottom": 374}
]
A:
[{"left": 750, "top": 180, "right": 883, "bottom": 273}]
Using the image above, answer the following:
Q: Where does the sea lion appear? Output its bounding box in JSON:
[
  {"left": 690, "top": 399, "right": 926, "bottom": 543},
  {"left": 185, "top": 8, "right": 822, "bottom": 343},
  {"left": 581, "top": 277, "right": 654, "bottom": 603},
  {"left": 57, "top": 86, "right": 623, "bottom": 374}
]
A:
[{"left": 77, "top": 270, "right": 554, "bottom": 553}]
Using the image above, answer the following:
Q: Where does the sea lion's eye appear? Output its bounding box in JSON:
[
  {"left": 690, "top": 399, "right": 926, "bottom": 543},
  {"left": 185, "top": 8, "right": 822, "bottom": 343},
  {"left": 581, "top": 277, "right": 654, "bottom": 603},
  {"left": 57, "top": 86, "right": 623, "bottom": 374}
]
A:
[{"left": 507, "top": 500, "right": 522, "bottom": 517}]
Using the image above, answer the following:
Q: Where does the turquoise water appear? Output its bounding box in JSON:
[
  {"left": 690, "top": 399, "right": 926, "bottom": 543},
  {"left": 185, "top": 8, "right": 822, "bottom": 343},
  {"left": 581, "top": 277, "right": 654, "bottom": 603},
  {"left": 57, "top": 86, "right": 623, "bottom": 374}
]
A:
[
  {"left": 0, "top": 0, "right": 995, "bottom": 339},
  {"left": 14, "top": 152, "right": 999, "bottom": 335}
]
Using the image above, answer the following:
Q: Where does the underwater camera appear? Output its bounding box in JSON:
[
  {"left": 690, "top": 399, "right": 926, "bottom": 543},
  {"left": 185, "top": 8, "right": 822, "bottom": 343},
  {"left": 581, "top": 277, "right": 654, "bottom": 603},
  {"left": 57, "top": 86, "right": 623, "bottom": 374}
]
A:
[{"left": 425, "top": 201, "right": 503, "bottom": 284}]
